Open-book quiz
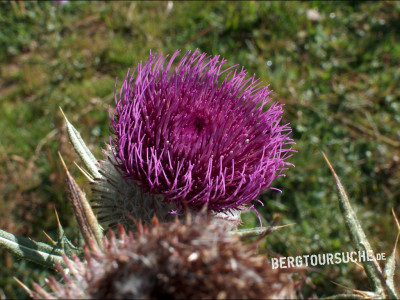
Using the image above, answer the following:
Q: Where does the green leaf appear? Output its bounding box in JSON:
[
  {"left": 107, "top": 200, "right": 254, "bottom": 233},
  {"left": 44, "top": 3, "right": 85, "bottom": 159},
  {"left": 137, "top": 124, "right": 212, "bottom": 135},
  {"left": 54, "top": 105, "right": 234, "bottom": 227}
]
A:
[
  {"left": 323, "top": 152, "right": 398, "bottom": 299},
  {"left": 323, "top": 152, "right": 382, "bottom": 291},
  {"left": 53, "top": 209, "right": 82, "bottom": 257},
  {"left": 383, "top": 209, "right": 400, "bottom": 296},
  {"left": 59, "top": 107, "right": 101, "bottom": 179},
  {"left": 233, "top": 223, "right": 295, "bottom": 238},
  {"left": 59, "top": 153, "right": 104, "bottom": 249},
  {"left": 0, "top": 228, "right": 66, "bottom": 270}
]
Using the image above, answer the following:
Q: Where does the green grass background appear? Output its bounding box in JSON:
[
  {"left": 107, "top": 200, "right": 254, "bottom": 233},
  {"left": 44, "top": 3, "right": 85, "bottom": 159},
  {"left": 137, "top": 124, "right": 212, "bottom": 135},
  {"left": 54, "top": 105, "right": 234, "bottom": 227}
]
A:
[{"left": 0, "top": 1, "right": 399, "bottom": 298}]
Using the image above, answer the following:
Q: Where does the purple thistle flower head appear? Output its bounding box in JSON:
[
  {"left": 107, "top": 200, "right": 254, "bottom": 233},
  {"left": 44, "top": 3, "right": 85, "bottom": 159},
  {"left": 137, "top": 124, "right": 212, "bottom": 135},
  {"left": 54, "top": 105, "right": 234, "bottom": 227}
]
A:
[
  {"left": 53, "top": 0, "right": 69, "bottom": 5},
  {"left": 109, "top": 49, "right": 294, "bottom": 216}
]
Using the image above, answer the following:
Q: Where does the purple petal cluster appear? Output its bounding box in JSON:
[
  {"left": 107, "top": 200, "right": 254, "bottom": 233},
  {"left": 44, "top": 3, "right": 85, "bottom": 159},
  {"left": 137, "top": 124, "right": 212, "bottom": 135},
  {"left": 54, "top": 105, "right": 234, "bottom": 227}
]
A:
[{"left": 110, "top": 50, "right": 294, "bottom": 213}]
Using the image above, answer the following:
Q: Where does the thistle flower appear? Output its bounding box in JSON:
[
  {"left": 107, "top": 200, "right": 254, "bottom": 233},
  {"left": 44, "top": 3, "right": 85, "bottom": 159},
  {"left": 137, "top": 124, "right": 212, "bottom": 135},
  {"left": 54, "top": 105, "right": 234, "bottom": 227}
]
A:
[
  {"left": 92, "top": 49, "right": 294, "bottom": 228},
  {"left": 29, "top": 216, "right": 299, "bottom": 299},
  {"left": 53, "top": 0, "right": 69, "bottom": 5}
]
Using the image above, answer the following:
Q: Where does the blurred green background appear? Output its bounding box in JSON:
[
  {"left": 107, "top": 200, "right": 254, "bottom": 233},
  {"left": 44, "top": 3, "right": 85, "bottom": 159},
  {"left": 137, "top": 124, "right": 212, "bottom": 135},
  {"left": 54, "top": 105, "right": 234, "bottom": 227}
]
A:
[{"left": 0, "top": 1, "right": 399, "bottom": 298}]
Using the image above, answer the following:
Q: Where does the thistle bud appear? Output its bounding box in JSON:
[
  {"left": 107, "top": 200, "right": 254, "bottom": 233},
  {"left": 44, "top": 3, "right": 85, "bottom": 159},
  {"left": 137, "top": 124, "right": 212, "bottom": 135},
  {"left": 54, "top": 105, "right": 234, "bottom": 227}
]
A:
[{"left": 31, "top": 216, "right": 300, "bottom": 299}]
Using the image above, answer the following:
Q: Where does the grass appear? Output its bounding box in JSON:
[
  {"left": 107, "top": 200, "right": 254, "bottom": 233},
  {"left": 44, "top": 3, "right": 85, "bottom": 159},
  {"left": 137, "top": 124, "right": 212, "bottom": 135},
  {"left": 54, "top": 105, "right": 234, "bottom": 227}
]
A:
[{"left": 0, "top": 1, "right": 399, "bottom": 298}]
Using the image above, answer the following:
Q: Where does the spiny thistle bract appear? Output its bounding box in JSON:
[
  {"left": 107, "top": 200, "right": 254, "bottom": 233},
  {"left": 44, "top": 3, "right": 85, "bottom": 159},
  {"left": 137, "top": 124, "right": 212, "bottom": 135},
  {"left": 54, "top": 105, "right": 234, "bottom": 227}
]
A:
[
  {"left": 91, "top": 146, "right": 177, "bottom": 228},
  {"left": 92, "top": 49, "right": 294, "bottom": 228},
  {"left": 30, "top": 216, "right": 299, "bottom": 299}
]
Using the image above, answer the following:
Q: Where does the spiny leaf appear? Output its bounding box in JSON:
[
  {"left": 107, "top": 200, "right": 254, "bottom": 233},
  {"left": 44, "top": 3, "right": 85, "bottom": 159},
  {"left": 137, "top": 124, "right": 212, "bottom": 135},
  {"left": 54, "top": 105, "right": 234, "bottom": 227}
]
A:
[
  {"left": 383, "top": 209, "right": 400, "bottom": 296},
  {"left": 13, "top": 277, "right": 35, "bottom": 298},
  {"left": 53, "top": 209, "right": 78, "bottom": 256},
  {"left": 59, "top": 152, "right": 104, "bottom": 249},
  {"left": 326, "top": 281, "right": 379, "bottom": 299},
  {"left": 42, "top": 231, "right": 57, "bottom": 246},
  {"left": 322, "top": 152, "right": 385, "bottom": 293},
  {"left": 59, "top": 107, "right": 101, "bottom": 179},
  {"left": 0, "top": 228, "right": 63, "bottom": 256},
  {"left": 0, "top": 229, "right": 65, "bottom": 270},
  {"left": 74, "top": 161, "right": 94, "bottom": 182},
  {"left": 233, "top": 223, "right": 295, "bottom": 238}
]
